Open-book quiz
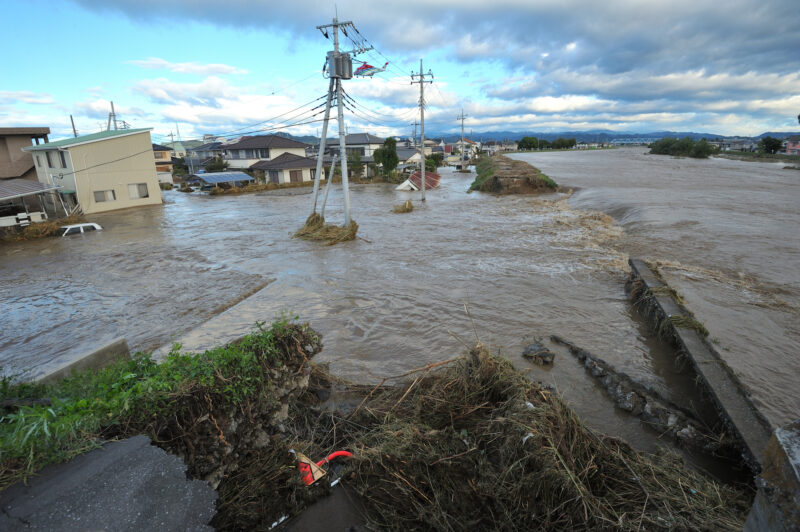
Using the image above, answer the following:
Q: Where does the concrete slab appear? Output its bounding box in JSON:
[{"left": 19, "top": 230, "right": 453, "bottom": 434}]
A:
[
  {"left": 0, "top": 436, "right": 217, "bottom": 531},
  {"left": 36, "top": 337, "right": 130, "bottom": 384},
  {"left": 629, "top": 259, "right": 772, "bottom": 472}
]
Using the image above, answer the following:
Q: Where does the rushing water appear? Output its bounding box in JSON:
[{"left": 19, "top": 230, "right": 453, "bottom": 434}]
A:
[
  {"left": 513, "top": 149, "right": 800, "bottom": 427},
  {"left": 1, "top": 148, "right": 796, "bottom": 453}
]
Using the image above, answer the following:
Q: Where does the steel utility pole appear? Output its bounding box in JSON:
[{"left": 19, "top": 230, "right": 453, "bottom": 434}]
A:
[
  {"left": 457, "top": 109, "right": 468, "bottom": 165},
  {"left": 110, "top": 101, "right": 118, "bottom": 130},
  {"left": 311, "top": 78, "right": 334, "bottom": 214},
  {"left": 311, "top": 15, "right": 372, "bottom": 225},
  {"left": 411, "top": 120, "right": 419, "bottom": 148},
  {"left": 70, "top": 115, "right": 78, "bottom": 138},
  {"left": 411, "top": 60, "right": 433, "bottom": 201}
]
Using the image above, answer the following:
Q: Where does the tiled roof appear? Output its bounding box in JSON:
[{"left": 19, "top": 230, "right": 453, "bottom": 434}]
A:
[
  {"left": 250, "top": 152, "right": 317, "bottom": 170},
  {"left": 23, "top": 128, "right": 152, "bottom": 151},
  {"left": 224, "top": 135, "right": 309, "bottom": 150},
  {"left": 323, "top": 133, "right": 385, "bottom": 145},
  {"left": 152, "top": 143, "right": 173, "bottom": 151}
]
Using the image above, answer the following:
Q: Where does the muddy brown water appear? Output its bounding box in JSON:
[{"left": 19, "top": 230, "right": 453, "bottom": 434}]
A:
[{"left": 1, "top": 148, "right": 797, "bottom": 470}]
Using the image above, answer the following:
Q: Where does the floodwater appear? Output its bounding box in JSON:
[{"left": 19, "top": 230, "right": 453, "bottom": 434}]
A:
[
  {"left": 513, "top": 149, "right": 800, "bottom": 427},
  {"left": 1, "top": 148, "right": 796, "bottom": 456}
]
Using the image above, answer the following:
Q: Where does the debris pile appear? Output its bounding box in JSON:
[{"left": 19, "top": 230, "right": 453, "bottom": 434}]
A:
[
  {"left": 2, "top": 323, "right": 753, "bottom": 531},
  {"left": 393, "top": 199, "right": 414, "bottom": 213},
  {"left": 294, "top": 213, "right": 358, "bottom": 245}
]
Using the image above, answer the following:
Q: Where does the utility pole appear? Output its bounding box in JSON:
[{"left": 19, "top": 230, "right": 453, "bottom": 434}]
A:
[
  {"left": 411, "top": 59, "right": 433, "bottom": 201},
  {"left": 110, "top": 101, "right": 118, "bottom": 130},
  {"left": 457, "top": 109, "right": 468, "bottom": 167},
  {"left": 311, "top": 15, "right": 372, "bottom": 225},
  {"left": 70, "top": 115, "right": 78, "bottom": 138},
  {"left": 410, "top": 120, "right": 419, "bottom": 148}
]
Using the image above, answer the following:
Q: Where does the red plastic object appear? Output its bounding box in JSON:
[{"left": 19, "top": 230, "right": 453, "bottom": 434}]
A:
[{"left": 316, "top": 450, "right": 354, "bottom": 467}]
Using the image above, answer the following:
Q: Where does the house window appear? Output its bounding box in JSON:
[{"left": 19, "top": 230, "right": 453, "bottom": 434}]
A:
[
  {"left": 128, "top": 183, "right": 149, "bottom": 199},
  {"left": 59, "top": 151, "right": 67, "bottom": 168},
  {"left": 154, "top": 151, "right": 163, "bottom": 159},
  {"left": 93, "top": 190, "right": 116, "bottom": 202},
  {"left": 259, "top": 149, "right": 269, "bottom": 158},
  {"left": 45, "top": 152, "right": 53, "bottom": 167},
  {"left": 268, "top": 171, "right": 279, "bottom": 184},
  {"left": 289, "top": 170, "right": 303, "bottom": 183},
  {"left": 245, "top": 149, "right": 255, "bottom": 158}
]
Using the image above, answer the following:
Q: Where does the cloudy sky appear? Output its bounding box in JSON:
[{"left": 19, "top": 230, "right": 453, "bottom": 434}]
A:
[{"left": 2, "top": 0, "right": 799, "bottom": 143}]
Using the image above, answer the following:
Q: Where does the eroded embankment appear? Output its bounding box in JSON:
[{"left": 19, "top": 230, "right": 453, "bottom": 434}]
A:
[
  {"left": 1, "top": 321, "right": 752, "bottom": 530},
  {"left": 626, "top": 259, "right": 773, "bottom": 473},
  {"left": 469, "top": 154, "right": 558, "bottom": 194}
]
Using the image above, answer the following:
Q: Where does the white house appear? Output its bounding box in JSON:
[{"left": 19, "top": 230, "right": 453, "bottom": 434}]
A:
[{"left": 223, "top": 135, "right": 309, "bottom": 170}]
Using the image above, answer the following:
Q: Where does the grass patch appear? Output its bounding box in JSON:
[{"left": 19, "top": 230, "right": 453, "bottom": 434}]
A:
[
  {"left": 0, "top": 320, "right": 320, "bottom": 492},
  {"left": 467, "top": 156, "right": 496, "bottom": 191},
  {"left": 469, "top": 155, "right": 557, "bottom": 193},
  {"left": 393, "top": 199, "right": 413, "bottom": 213},
  {"left": 294, "top": 212, "right": 358, "bottom": 245},
  {"left": 1, "top": 214, "right": 86, "bottom": 242}
]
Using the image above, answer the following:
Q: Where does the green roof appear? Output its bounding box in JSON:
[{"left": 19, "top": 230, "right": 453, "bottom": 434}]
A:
[{"left": 24, "top": 128, "right": 152, "bottom": 151}]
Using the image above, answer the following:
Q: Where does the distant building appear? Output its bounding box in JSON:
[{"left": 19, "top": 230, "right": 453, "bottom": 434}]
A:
[
  {"left": 786, "top": 135, "right": 800, "bottom": 155},
  {"left": 223, "top": 135, "right": 309, "bottom": 170},
  {"left": 23, "top": 128, "right": 162, "bottom": 214},
  {"left": 152, "top": 142, "right": 174, "bottom": 175},
  {"left": 0, "top": 127, "right": 50, "bottom": 181},
  {"left": 314, "top": 133, "right": 385, "bottom": 158}
]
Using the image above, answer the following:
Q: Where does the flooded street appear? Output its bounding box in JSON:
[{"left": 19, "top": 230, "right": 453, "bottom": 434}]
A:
[{"left": 2, "top": 147, "right": 797, "bottom": 450}]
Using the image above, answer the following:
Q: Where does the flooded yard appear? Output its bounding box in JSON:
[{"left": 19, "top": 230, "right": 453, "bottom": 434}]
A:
[{"left": 2, "top": 147, "right": 797, "bottom": 453}]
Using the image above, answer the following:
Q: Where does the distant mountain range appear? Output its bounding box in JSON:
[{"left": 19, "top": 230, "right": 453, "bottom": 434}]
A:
[{"left": 269, "top": 129, "right": 799, "bottom": 145}]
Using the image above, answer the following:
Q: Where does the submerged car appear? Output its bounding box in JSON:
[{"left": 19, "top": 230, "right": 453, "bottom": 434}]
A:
[{"left": 60, "top": 223, "right": 102, "bottom": 236}]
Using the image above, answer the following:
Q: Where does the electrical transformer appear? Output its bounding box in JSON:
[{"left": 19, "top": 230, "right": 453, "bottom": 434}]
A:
[{"left": 326, "top": 51, "right": 353, "bottom": 79}]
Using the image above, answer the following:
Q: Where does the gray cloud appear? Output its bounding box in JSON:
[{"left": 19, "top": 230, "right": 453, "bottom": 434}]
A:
[{"left": 64, "top": 0, "right": 800, "bottom": 135}]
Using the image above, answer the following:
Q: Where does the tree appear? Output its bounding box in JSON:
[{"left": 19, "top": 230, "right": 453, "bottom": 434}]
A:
[
  {"left": 205, "top": 156, "right": 229, "bottom": 173},
  {"left": 759, "top": 136, "right": 782, "bottom": 154},
  {"left": 518, "top": 136, "right": 539, "bottom": 150},
  {"left": 374, "top": 137, "right": 399, "bottom": 174},
  {"left": 172, "top": 157, "right": 188, "bottom": 178},
  {"left": 690, "top": 139, "right": 714, "bottom": 159},
  {"left": 425, "top": 157, "right": 437, "bottom": 172},
  {"left": 348, "top": 152, "right": 364, "bottom": 179}
]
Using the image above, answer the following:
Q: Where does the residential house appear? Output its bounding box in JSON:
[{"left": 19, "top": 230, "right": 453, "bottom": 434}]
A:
[
  {"left": 786, "top": 135, "right": 800, "bottom": 155},
  {"left": 313, "top": 133, "right": 385, "bottom": 159},
  {"left": 23, "top": 128, "right": 162, "bottom": 214},
  {"left": 0, "top": 127, "right": 50, "bottom": 181},
  {"left": 152, "top": 143, "right": 174, "bottom": 183},
  {"left": 251, "top": 153, "right": 318, "bottom": 184},
  {"left": 185, "top": 141, "right": 224, "bottom": 172},
  {"left": 223, "top": 135, "right": 309, "bottom": 170}
]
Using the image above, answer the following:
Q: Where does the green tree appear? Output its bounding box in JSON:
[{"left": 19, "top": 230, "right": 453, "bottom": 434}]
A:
[
  {"left": 205, "top": 156, "right": 229, "bottom": 173},
  {"left": 518, "top": 136, "right": 539, "bottom": 150},
  {"left": 690, "top": 139, "right": 714, "bottom": 158},
  {"left": 348, "top": 152, "right": 364, "bottom": 179},
  {"left": 425, "top": 157, "right": 437, "bottom": 172},
  {"left": 759, "top": 136, "right": 782, "bottom": 154},
  {"left": 374, "top": 137, "right": 399, "bottom": 174}
]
